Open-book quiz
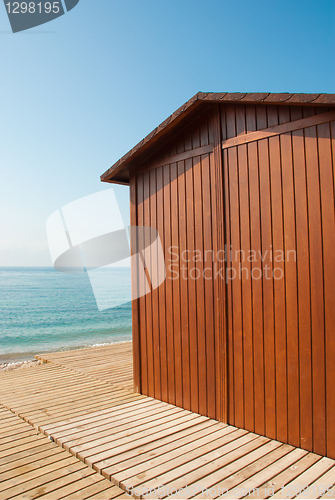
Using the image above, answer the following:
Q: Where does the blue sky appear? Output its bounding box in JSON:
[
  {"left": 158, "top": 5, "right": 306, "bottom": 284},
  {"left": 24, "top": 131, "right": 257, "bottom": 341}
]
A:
[{"left": 0, "top": 0, "right": 334, "bottom": 266}]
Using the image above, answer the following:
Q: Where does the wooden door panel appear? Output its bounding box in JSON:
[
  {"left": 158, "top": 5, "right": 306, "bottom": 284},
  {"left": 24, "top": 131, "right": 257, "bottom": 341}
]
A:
[{"left": 223, "top": 112, "right": 335, "bottom": 458}]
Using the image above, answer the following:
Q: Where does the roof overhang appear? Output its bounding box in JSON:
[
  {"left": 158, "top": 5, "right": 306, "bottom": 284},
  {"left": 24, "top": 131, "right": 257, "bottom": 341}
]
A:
[{"left": 101, "top": 92, "right": 335, "bottom": 186}]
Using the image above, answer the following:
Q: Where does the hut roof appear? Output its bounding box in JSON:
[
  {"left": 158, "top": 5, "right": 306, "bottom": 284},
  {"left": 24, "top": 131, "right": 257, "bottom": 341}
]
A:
[{"left": 101, "top": 92, "right": 335, "bottom": 185}]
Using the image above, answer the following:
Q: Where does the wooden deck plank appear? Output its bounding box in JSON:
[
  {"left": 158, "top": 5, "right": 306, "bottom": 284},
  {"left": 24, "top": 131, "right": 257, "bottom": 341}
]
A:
[
  {"left": 60, "top": 480, "right": 120, "bottom": 500},
  {"left": 39, "top": 474, "right": 106, "bottom": 500},
  {"left": 78, "top": 413, "right": 206, "bottom": 466},
  {"left": 0, "top": 449, "right": 74, "bottom": 482},
  {"left": 271, "top": 457, "right": 335, "bottom": 498},
  {"left": 0, "top": 442, "right": 67, "bottom": 467},
  {"left": 0, "top": 432, "right": 49, "bottom": 451},
  {"left": 94, "top": 419, "right": 216, "bottom": 475},
  {"left": 21, "top": 399, "right": 145, "bottom": 432},
  {"left": 0, "top": 464, "right": 94, "bottom": 500},
  {"left": 101, "top": 421, "right": 218, "bottom": 477},
  {"left": 1, "top": 342, "right": 334, "bottom": 499},
  {"left": 56, "top": 407, "right": 189, "bottom": 452},
  {"left": 34, "top": 342, "right": 134, "bottom": 392},
  {"left": 294, "top": 466, "right": 335, "bottom": 498},
  {"left": 26, "top": 472, "right": 119, "bottom": 500},
  {"left": 0, "top": 406, "right": 124, "bottom": 500},
  {"left": 224, "top": 448, "right": 308, "bottom": 499},
  {"left": 86, "top": 487, "right": 129, "bottom": 499},
  {"left": 111, "top": 427, "right": 245, "bottom": 486},
  {"left": 42, "top": 400, "right": 170, "bottom": 435},
  {"left": 132, "top": 436, "right": 272, "bottom": 497},
  {"left": 0, "top": 455, "right": 81, "bottom": 492},
  {"left": 3, "top": 392, "right": 142, "bottom": 419},
  {"left": 61, "top": 412, "right": 194, "bottom": 455},
  {"left": 191, "top": 444, "right": 295, "bottom": 499},
  {"left": 26, "top": 396, "right": 148, "bottom": 427}
]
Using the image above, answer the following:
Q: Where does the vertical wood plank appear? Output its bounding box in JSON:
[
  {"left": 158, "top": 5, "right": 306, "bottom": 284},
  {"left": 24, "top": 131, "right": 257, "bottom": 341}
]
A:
[
  {"left": 258, "top": 136, "right": 276, "bottom": 439},
  {"left": 177, "top": 159, "right": 190, "bottom": 411},
  {"left": 238, "top": 143, "right": 254, "bottom": 432},
  {"left": 163, "top": 164, "right": 175, "bottom": 405},
  {"left": 226, "top": 105, "right": 236, "bottom": 139},
  {"left": 129, "top": 171, "right": 141, "bottom": 393},
  {"left": 149, "top": 168, "right": 161, "bottom": 401},
  {"left": 303, "top": 107, "right": 316, "bottom": 118},
  {"left": 223, "top": 147, "right": 234, "bottom": 425},
  {"left": 220, "top": 105, "right": 227, "bottom": 142},
  {"left": 137, "top": 173, "right": 148, "bottom": 395},
  {"left": 256, "top": 105, "right": 268, "bottom": 129},
  {"left": 248, "top": 139, "right": 265, "bottom": 436},
  {"left": 193, "top": 154, "right": 207, "bottom": 417},
  {"left": 318, "top": 122, "right": 335, "bottom": 458},
  {"left": 278, "top": 106, "right": 290, "bottom": 126},
  {"left": 250, "top": 106, "right": 271, "bottom": 436},
  {"left": 292, "top": 128, "right": 313, "bottom": 452},
  {"left": 235, "top": 105, "right": 246, "bottom": 135},
  {"left": 266, "top": 105, "right": 278, "bottom": 128},
  {"left": 156, "top": 166, "right": 168, "bottom": 402},
  {"left": 201, "top": 151, "right": 216, "bottom": 419},
  {"left": 143, "top": 170, "right": 154, "bottom": 397},
  {"left": 214, "top": 104, "right": 227, "bottom": 422},
  {"left": 280, "top": 130, "right": 300, "bottom": 448},
  {"left": 269, "top": 133, "right": 287, "bottom": 444},
  {"left": 185, "top": 156, "right": 198, "bottom": 413},
  {"left": 329, "top": 120, "right": 335, "bottom": 459},
  {"left": 170, "top": 162, "right": 183, "bottom": 408},
  {"left": 305, "top": 125, "right": 326, "bottom": 456},
  {"left": 199, "top": 114, "right": 210, "bottom": 146},
  {"left": 290, "top": 106, "right": 303, "bottom": 122},
  {"left": 228, "top": 146, "right": 244, "bottom": 429},
  {"left": 246, "top": 105, "right": 257, "bottom": 133}
]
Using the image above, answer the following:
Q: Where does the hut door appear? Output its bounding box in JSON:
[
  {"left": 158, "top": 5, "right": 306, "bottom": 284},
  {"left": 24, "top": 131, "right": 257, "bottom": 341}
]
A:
[{"left": 222, "top": 109, "right": 335, "bottom": 458}]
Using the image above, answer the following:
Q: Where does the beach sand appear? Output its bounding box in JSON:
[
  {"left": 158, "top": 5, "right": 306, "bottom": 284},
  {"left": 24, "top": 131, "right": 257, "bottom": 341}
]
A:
[
  {"left": 0, "top": 341, "right": 131, "bottom": 371},
  {"left": 0, "top": 359, "right": 42, "bottom": 372}
]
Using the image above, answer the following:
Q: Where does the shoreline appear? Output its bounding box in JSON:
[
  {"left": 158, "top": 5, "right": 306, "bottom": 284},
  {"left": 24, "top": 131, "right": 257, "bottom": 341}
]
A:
[{"left": 0, "top": 339, "right": 132, "bottom": 370}]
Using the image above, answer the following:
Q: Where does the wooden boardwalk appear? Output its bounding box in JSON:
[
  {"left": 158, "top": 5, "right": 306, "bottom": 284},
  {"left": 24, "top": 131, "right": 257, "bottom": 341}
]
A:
[
  {"left": 1, "top": 342, "right": 335, "bottom": 499},
  {"left": 0, "top": 405, "right": 126, "bottom": 500},
  {"left": 35, "top": 343, "right": 134, "bottom": 392}
]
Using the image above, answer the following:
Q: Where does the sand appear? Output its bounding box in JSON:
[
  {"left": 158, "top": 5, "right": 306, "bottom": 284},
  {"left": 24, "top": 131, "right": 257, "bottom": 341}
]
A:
[{"left": 0, "top": 359, "right": 42, "bottom": 372}]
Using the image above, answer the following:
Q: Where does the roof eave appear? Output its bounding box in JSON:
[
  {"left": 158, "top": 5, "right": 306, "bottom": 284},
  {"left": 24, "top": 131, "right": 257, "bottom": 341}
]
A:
[
  {"left": 100, "top": 92, "right": 206, "bottom": 185},
  {"left": 101, "top": 91, "right": 335, "bottom": 185}
]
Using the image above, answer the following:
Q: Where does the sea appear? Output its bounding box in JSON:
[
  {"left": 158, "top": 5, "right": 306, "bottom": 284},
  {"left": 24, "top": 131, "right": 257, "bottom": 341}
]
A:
[{"left": 0, "top": 267, "right": 132, "bottom": 363}]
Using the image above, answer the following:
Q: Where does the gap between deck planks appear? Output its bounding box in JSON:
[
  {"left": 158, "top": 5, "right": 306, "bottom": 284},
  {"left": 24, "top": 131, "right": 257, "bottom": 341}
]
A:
[{"left": 1, "top": 342, "right": 335, "bottom": 499}]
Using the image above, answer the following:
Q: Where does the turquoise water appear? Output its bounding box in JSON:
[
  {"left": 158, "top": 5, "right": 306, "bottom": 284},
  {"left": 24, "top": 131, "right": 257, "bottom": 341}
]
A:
[{"left": 0, "top": 267, "right": 132, "bottom": 363}]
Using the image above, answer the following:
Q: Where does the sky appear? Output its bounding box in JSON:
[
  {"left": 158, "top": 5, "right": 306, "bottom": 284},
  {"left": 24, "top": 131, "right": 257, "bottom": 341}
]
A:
[{"left": 0, "top": 0, "right": 334, "bottom": 266}]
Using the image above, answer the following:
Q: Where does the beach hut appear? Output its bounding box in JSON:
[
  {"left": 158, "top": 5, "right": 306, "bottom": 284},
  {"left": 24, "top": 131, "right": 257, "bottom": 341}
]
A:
[{"left": 101, "top": 92, "right": 335, "bottom": 460}]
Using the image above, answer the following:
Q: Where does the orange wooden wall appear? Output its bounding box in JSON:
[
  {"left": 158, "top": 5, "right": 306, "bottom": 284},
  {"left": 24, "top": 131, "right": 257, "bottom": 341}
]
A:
[
  {"left": 130, "top": 107, "right": 225, "bottom": 421},
  {"left": 130, "top": 102, "right": 335, "bottom": 459},
  {"left": 221, "top": 103, "right": 335, "bottom": 458}
]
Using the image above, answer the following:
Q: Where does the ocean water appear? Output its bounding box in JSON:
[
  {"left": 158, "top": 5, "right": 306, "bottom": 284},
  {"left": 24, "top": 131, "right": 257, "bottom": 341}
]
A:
[{"left": 0, "top": 267, "right": 132, "bottom": 363}]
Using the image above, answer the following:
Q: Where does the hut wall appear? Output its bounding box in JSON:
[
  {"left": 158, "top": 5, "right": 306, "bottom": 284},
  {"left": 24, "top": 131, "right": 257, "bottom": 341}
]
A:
[{"left": 130, "top": 102, "right": 335, "bottom": 458}]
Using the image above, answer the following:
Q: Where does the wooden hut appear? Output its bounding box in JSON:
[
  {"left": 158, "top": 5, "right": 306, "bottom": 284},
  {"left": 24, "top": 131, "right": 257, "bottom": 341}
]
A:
[{"left": 101, "top": 92, "right": 335, "bottom": 460}]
